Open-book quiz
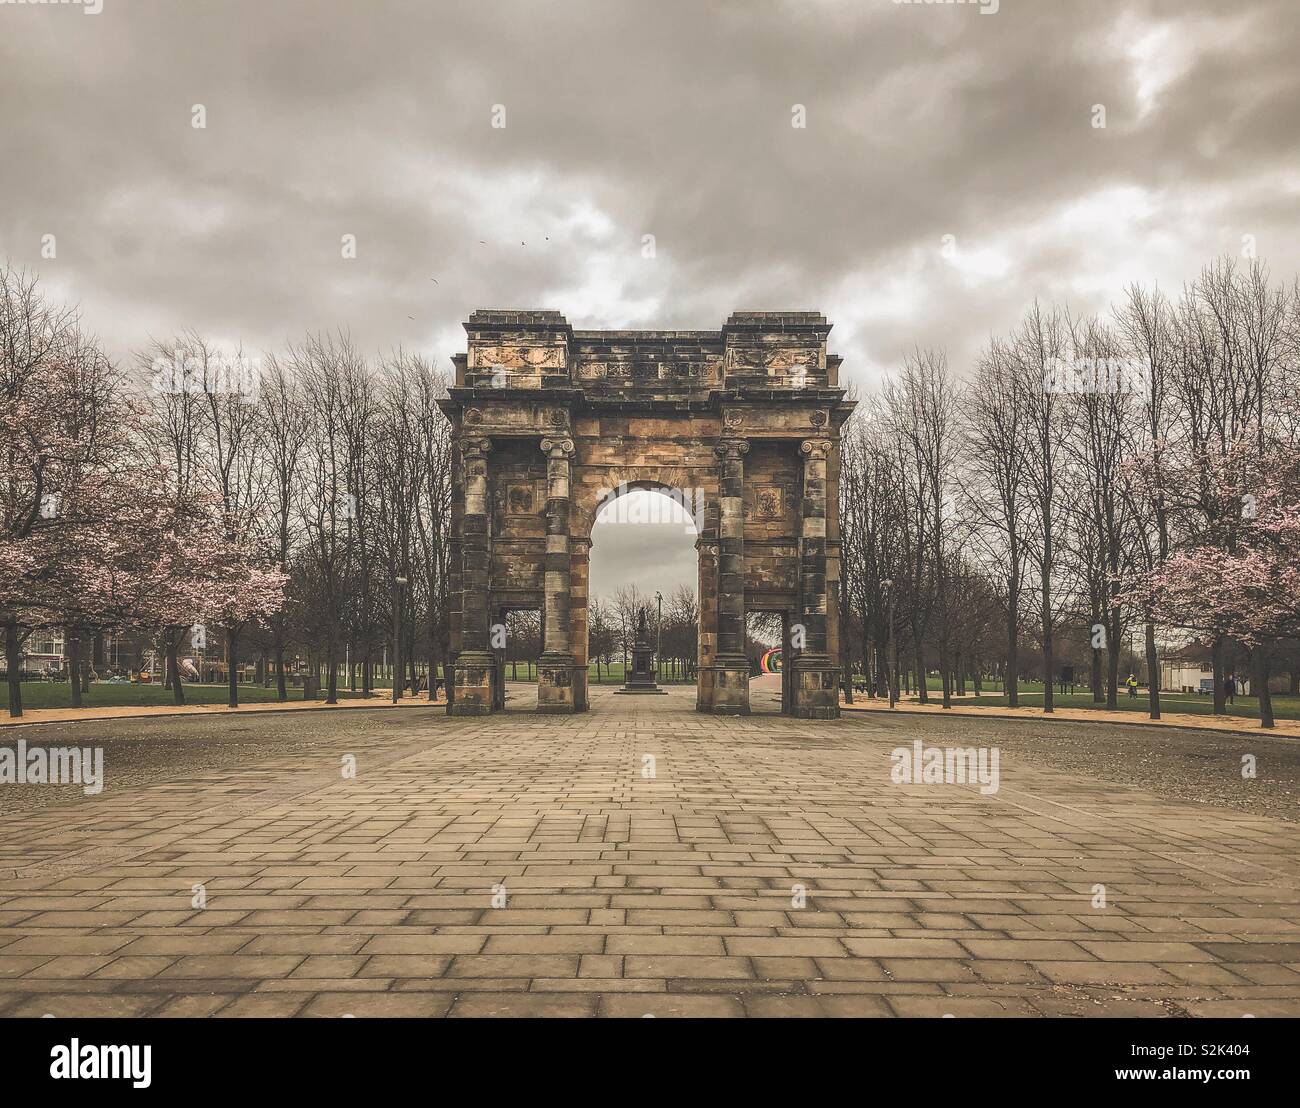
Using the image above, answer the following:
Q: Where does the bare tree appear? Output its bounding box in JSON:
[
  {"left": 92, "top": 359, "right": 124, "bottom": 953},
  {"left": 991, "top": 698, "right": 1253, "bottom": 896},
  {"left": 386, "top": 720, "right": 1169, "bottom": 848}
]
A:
[
  {"left": 1014, "top": 301, "right": 1072, "bottom": 712},
  {"left": 256, "top": 350, "right": 311, "bottom": 700},
  {"left": 961, "top": 336, "right": 1032, "bottom": 705}
]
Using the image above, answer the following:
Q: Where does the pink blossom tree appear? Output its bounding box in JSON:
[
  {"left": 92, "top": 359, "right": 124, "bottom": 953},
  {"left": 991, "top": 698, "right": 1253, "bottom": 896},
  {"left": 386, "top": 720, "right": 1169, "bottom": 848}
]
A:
[
  {"left": 2, "top": 268, "right": 285, "bottom": 715},
  {"left": 0, "top": 266, "right": 131, "bottom": 714},
  {"left": 1124, "top": 448, "right": 1300, "bottom": 728}
]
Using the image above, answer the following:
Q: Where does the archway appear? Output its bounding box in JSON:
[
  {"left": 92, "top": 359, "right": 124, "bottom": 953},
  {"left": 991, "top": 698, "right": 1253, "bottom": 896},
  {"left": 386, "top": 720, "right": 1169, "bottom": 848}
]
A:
[
  {"left": 439, "top": 309, "right": 851, "bottom": 719},
  {"left": 586, "top": 484, "right": 700, "bottom": 701}
]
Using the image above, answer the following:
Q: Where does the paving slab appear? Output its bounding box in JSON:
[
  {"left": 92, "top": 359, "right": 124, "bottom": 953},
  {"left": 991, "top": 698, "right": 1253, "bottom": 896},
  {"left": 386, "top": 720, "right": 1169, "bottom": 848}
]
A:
[{"left": 1, "top": 682, "right": 1298, "bottom": 1016}]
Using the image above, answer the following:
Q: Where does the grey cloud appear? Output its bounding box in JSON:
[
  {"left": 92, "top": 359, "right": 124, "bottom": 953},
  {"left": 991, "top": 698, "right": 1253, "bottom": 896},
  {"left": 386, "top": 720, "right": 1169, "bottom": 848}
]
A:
[{"left": 2, "top": 0, "right": 1297, "bottom": 591}]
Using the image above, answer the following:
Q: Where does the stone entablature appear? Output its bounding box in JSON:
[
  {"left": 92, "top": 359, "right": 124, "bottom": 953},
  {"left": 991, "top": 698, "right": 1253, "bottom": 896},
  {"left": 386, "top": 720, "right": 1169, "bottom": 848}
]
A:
[{"left": 440, "top": 310, "right": 852, "bottom": 719}]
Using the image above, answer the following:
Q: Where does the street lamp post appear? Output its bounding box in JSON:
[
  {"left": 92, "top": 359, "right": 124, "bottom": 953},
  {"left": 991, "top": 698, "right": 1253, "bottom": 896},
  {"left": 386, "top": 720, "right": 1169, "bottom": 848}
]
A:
[
  {"left": 880, "top": 578, "right": 897, "bottom": 709},
  {"left": 654, "top": 591, "right": 663, "bottom": 681},
  {"left": 392, "top": 575, "right": 408, "bottom": 705}
]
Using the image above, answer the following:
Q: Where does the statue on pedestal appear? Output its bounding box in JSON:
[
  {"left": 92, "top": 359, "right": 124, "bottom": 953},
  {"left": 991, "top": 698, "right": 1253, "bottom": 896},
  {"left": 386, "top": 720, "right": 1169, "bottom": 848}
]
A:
[{"left": 617, "top": 602, "right": 665, "bottom": 695}]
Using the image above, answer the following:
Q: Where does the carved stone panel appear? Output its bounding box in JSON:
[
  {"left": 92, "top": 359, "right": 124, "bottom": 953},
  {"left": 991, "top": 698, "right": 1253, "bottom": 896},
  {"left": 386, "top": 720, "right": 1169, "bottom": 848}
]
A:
[
  {"left": 506, "top": 483, "right": 538, "bottom": 515},
  {"left": 751, "top": 486, "right": 784, "bottom": 521}
]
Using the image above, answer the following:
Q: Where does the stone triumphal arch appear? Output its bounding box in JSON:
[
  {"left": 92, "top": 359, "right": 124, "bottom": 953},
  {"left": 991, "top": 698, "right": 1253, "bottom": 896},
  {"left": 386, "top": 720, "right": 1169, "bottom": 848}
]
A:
[{"left": 439, "top": 310, "right": 853, "bottom": 718}]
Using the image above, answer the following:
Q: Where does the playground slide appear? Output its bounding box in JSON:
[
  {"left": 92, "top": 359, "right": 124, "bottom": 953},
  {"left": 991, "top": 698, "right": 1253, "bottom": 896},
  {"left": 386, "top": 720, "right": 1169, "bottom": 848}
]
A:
[{"left": 179, "top": 657, "right": 201, "bottom": 681}]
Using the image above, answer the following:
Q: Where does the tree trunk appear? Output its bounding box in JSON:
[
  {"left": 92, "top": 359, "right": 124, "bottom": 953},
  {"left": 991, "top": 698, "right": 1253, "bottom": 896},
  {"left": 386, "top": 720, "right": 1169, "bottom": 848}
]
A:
[
  {"left": 5, "top": 620, "right": 24, "bottom": 718},
  {"left": 428, "top": 601, "right": 440, "bottom": 702},
  {"left": 227, "top": 625, "right": 240, "bottom": 708},
  {"left": 1090, "top": 642, "right": 1103, "bottom": 704},
  {"left": 1006, "top": 607, "right": 1019, "bottom": 708},
  {"left": 275, "top": 643, "right": 287, "bottom": 702},
  {"left": 68, "top": 634, "right": 84, "bottom": 709},
  {"left": 1105, "top": 611, "right": 1120, "bottom": 711},
  {"left": 168, "top": 633, "right": 185, "bottom": 705},
  {"left": 1255, "top": 645, "right": 1274, "bottom": 729},
  {"left": 839, "top": 590, "right": 853, "bottom": 705},
  {"left": 1144, "top": 618, "right": 1160, "bottom": 720},
  {"left": 842, "top": 650, "right": 853, "bottom": 705},
  {"left": 1211, "top": 635, "right": 1226, "bottom": 715},
  {"left": 1041, "top": 608, "right": 1054, "bottom": 714}
]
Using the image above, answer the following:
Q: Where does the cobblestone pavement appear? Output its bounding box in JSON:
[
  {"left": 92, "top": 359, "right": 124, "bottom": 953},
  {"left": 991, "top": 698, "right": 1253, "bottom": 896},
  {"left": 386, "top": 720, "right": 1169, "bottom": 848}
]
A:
[{"left": 1, "top": 682, "right": 1298, "bottom": 1017}]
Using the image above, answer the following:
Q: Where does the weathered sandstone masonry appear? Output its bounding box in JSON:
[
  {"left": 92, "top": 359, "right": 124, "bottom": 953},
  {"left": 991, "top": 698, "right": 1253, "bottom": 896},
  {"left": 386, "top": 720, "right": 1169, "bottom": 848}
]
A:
[{"left": 439, "top": 310, "right": 853, "bottom": 718}]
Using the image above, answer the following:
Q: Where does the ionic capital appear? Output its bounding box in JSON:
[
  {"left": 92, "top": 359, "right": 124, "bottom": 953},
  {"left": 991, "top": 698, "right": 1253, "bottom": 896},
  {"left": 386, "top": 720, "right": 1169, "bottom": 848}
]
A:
[
  {"left": 540, "top": 437, "right": 575, "bottom": 458},
  {"left": 714, "top": 439, "right": 750, "bottom": 461},
  {"left": 460, "top": 437, "right": 493, "bottom": 460}
]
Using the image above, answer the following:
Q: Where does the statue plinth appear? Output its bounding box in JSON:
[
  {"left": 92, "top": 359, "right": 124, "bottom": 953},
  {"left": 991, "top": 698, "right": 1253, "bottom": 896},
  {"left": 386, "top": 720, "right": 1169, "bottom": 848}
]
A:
[{"left": 616, "top": 607, "right": 667, "bottom": 695}]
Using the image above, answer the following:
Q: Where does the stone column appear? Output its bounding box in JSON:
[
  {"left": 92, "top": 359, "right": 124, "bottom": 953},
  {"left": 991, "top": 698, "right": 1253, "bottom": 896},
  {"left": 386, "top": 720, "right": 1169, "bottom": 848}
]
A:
[
  {"left": 537, "top": 437, "right": 576, "bottom": 712},
  {"left": 710, "top": 439, "right": 750, "bottom": 715},
  {"left": 450, "top": 437, "right": 495, "bottom": 714},
  {"left": 695, "top": 536, "right": 718, "bottom": 711},
  {"left": 570, "top": 538, "right": 590, "bottom": 712},
  {"left": 792, "top": 438, "right": 839, "bottom": 718}
]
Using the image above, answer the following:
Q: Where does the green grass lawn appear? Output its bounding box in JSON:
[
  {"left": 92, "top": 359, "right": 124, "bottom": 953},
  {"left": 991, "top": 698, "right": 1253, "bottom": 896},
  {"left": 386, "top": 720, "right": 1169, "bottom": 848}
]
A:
[
  {"left": 4, "top": 663, "right": 696, "bottom": 709},
  {"left": 586, "top": 662, "right": 694, "bottom": 685},
  {"left": 494, "top": 661, "right": 694, "bottom": 685},
  {"left": 962, "top": 687, "right": 1300, "bottom": 722},
  {"left": 1, "top": 682, "right": 373, "bottom": 710},
  {"left": 16, "top": 669, "right": 1289, "bottom": 723},
  {"left": 861, "top": 676, "right": 1300, "bottom": 723}
]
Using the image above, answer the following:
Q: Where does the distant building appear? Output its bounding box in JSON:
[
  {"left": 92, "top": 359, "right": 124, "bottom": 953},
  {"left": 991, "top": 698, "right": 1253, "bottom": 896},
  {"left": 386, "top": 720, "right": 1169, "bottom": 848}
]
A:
[
  {"left": 15, "top": 630, "right": 170, "bottom": 679},
  {"left": 1158, "top": 643, "right": 1249, "bottom": 695}
]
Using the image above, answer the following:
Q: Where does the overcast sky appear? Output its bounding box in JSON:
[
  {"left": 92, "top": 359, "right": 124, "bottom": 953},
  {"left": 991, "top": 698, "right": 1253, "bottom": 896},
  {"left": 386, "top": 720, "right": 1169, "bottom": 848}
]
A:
[{"left": 3, "top": 0, "right": 1297, "bottom": 598}]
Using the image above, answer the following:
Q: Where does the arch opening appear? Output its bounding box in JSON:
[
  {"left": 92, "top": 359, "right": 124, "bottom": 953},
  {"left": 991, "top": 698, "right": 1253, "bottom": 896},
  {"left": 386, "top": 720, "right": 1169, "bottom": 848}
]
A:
[{"left": 587, "top": 486, "right": 700, "bottom": 696}]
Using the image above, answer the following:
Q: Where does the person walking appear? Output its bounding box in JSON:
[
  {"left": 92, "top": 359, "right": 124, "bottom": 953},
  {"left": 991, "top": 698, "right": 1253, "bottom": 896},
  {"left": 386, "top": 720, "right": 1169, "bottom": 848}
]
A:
[
  {"left": 1126, "top": 673, "right": 1138, "bottom": 699},
  {"left": 1226, "top": 674, "right": 1236, "bottom": 704}
]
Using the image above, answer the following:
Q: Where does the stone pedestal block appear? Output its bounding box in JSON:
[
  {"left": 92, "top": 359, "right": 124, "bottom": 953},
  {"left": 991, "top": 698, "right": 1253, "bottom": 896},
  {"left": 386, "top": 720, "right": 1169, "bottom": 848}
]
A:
[
  {"left": 791, "top": 654, "right": 840, "bottom": 719},
  {"left": 709, "top": 656, "right": 751, "bottom": 715},
  {"left": 536, "top": 652, "right": 577, "bottom": 713},
  {"left": 450, "top": 651, "right": 496, "bottom": 716}
]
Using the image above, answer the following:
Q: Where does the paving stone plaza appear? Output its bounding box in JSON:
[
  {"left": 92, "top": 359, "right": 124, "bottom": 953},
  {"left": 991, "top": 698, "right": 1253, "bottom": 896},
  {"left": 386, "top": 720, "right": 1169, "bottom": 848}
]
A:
[{"left": 2, "top": 681, "right": 1297, "bottom": 1018}]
